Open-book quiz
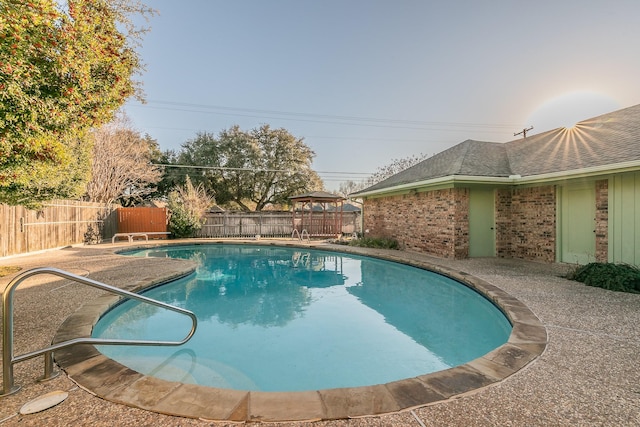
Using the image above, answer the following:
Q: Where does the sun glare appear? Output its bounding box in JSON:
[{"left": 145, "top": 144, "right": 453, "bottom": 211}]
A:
[{"left": 525, "top": 91, "right": 619, "bottom": 133}]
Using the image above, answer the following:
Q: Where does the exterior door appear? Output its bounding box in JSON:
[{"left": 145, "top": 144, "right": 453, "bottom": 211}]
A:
[
  {"left": 469, "top": 189, "right": 495, "bottom": 257},
  {"left": 560, "top": 183, "right": 596, "bottom": 264}
]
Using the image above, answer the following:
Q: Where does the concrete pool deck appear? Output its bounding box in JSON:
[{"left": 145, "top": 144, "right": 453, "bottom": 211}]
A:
[{"left": 1, "top": 240, "right": 639, "bottom": 426}]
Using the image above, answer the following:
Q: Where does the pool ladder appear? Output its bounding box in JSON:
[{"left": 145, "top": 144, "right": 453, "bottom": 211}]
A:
[
  {"left": 1, "top": 267, "right": 198, "bottom": 397},
  {"left": 291, "top": 229, "right": 310, "bottom": 241}
]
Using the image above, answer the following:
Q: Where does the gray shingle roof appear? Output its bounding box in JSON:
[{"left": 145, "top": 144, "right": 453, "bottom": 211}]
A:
[
  {"left": 505, "top": 104, "right": 640, "bottom": 175},
  {"left": 356, "top": 103, "right": 640, "bottom": 195},
  {"left": 361, "top": 140, "right": 511, "bottom": 193}
]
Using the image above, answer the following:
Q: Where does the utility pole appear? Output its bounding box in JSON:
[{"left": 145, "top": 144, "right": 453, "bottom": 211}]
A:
[{"left": 514, "top": 126, "right": 534, "bottom": 138}]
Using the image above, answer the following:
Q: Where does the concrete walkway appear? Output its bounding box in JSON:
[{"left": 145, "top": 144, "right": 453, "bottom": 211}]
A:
[{"left": 1, "top": 241, "right": 639, "bottom": 426}]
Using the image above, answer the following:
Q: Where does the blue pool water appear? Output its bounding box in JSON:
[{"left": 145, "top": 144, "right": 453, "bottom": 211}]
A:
[{"left": 93, "top": 244, "right": 511, "bottom": 392}]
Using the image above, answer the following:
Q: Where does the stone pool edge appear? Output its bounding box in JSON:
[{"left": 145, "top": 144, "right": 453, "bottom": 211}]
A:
[{"left": 52, "top": 241, "right": 547, "bottom": 422}]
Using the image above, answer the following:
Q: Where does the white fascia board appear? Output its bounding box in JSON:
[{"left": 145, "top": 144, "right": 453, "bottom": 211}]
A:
[
  {"left": 516, "top": 160, "right": 640, "bottom": 184},
  {"left": 355, "top": 175, "right": 515, "bottom": 198}
]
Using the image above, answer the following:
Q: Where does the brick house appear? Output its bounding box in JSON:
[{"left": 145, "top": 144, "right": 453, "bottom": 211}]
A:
[{"left": 352, "top": 104, "right": 640, "bottom": 265}]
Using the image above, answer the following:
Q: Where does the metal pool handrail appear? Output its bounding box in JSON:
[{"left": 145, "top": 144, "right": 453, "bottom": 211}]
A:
[
  {"left": 1, "top": 267, "right": 197, "bottom": 397},
  {"left": 291, "top": 229, "right": 310, "bottom": 241}
]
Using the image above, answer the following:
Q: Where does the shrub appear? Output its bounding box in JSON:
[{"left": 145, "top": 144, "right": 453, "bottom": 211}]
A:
[
  {"left": 348, "top": 236, "right": 399, "bottom": 250},
  {"left": 567, "top": 262, "right": 640, "bottom": 293},
  {"left": 167, "top": 199, "right": 202, "bottom": 238},
  {"left": 83, "top": 223, "right": 102, "bottom": 244},
  {"left": 167, "top": 176, "right": 214, "bottom": 238}
]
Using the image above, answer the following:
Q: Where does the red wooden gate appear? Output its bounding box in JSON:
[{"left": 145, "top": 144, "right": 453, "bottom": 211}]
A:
[{"left": 117, "top": 207, "right": 168, "bottom": 233}]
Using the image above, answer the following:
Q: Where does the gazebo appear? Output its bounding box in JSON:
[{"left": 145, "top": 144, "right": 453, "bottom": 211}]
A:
[{"left": 289, "top": 191, "right": 345, "bottom": 238}]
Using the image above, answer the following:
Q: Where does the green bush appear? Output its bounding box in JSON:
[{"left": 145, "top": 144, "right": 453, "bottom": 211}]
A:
[
  {"left": 167, "top": 176, "right": 213, "bottom": 238},
  {"left": 348, "top": 237, "right": 399, "bottom": 250},
  {"left": 167, "top": 201, "right": 203, "bottom": 238},
  {"left": 567, "top": 262, "right": 640, "bottom": 293}
]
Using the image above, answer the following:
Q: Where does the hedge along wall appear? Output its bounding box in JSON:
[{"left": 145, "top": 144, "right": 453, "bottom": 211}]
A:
[
  {"left": 0, "top": 200, "right": 117, "bottom": 258},
  {"left": 363, "top": 188, "right": 470, "bottom": 259}
]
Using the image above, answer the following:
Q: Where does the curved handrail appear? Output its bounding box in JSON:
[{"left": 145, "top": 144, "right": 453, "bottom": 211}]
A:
[
  {"left": 2, "top": 267, "right": 197, "bottom": 397},
  {"left": 291, "top": 229, "right": 311, "bottom": 241}
]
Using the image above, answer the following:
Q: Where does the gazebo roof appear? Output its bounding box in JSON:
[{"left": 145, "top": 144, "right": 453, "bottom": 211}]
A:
[{"left": 289, "top": 191, "right": 345, "bottom": 203}]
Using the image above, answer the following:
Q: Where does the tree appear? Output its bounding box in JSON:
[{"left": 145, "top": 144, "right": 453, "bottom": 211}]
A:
[
  {"left": 150, "top": 149, "right": 182, "bottom": 200},
  {"left": 339, "top": 153, "right": 431, "bottom": 197},
  {"left": 364, "top": 153, "right": 430, "bottom": 187},
  {"left": 178, "top": 125, "right": 323, "bottom": 211},
  {"left": 0, "top": 0, "right": 154, "bottom": 206},
  {"left": 84, "top": 114, "right": 162, "bottom": 205},
  {"left": 0, "top": 134, "right": 94, "bottom": 207},
  {"left": 337, "top": 180, "right": 366, "bottom": 198}
]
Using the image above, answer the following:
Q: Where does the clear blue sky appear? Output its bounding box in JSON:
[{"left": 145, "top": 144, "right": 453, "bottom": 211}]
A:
[{"left": 124, "top": 0, "right": 640, "bottom": 190}]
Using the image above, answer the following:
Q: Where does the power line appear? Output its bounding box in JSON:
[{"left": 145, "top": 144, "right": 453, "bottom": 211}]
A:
[
  {"left": 146, "top": 99, "right": 518, "bottom": 129},
  {"left": 315, "top": 170, "right": 371, "bottom": 175},
  {"left": 153, "top": 163, "right": 374, "bottom": 177},
  {"left": 133, "top": 125, "right": 453, "bottom": 144},
  {"left": 159, "top": 169, "right": 369, "bottom": 185},
  {"left": 153, "top": 163, "right": 288, "bottom": 173},
  {"left": 135, "top": 104, "right": 509, "bottom": 133},
  {"left": 128, "top": 100, "right": 520, "bottom": 133}
]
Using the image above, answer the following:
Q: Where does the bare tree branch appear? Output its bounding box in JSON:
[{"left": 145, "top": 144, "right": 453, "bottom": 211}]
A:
[{"left": 85, "top": 113, "right": 162, "bottom": 204}]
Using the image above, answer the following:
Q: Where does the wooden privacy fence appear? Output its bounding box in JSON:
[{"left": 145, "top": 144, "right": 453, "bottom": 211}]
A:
[
  {"left": 196, "top": 211, "right": 361, "bottom": 238},
  {"left": 0, "top": 205, "right": 360, "bottom": 257},
  {"left": 0, "top": 200, "right": 117, "bottom": 257}
]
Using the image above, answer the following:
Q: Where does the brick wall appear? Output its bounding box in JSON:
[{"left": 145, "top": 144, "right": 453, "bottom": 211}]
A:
[
  {"left": 495, "top": 185, "right": 556, "bottom": 262},
  {"left": 594, "top": 179, "right": 608, "bottom": 262},
  {"left": 363, "top": 188, "right": 469, "bottom": 259},
  {"left": 363, "top": 181, "right": 610, "bottom": 264},
  {"left": 495, "top": 189, "right": 512, "bottom": 258},
  {"left": 453, "top": 188, "right": 470, "bottom": 259}
]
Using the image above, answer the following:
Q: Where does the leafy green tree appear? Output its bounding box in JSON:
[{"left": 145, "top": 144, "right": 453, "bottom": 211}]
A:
[
  {"left": 0, "top": 0, "right": 154, "bottom": 206},
  {"left": 147, "top": 149, "right": 184, "bottom": 201},
  {"left": 0, "top": 133, "right": 93, "bottom": 207},
  {"left": 178, "top": 125, "right": 323, "bottom": 211}
]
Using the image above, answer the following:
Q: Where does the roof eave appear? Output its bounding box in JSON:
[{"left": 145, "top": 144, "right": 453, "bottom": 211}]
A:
[
  {"left": 352, "top": 159, "right": 640, "bottom": 198},
  {"left": 516, "top": 159, "right": 640, "bottom": 184},
  {"left": 352, "top": 175, "right": 516, "bottom": 198}
]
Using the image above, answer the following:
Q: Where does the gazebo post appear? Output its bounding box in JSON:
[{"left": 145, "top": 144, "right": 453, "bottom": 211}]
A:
[{"left": 338, "top": 199, "right": 343, "bottom": 236}]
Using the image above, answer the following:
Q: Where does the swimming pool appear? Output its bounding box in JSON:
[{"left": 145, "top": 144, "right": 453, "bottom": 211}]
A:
[{"left": 92, "top": 244, "right": 511, "bottom": 392}]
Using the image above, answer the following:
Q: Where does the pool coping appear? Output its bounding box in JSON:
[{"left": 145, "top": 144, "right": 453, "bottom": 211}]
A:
[{"left": 52, "top": 241, "right": 547, "bottom": 422}]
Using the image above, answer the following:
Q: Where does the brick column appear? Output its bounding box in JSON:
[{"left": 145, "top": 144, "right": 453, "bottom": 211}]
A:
[{"left": 594, "top": 179, "right": 609, "bottom": 262}]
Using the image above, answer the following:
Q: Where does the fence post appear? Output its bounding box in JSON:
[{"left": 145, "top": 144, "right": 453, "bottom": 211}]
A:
[{"left": 223, "top": 212, "right": 228, "bottom": 237}]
